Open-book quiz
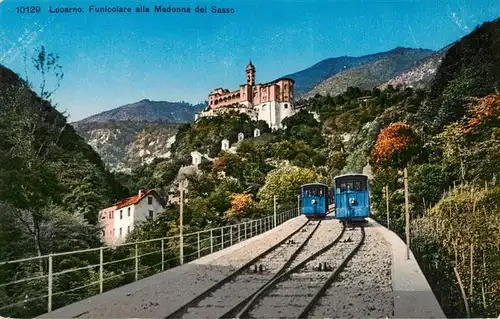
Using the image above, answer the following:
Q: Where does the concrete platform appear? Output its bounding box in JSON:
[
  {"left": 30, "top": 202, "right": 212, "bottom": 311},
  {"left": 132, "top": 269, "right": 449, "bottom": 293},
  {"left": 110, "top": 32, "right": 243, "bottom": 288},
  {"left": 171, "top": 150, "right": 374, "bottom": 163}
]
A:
[
  {"left": 36, "top": 216, "right": 309, "bottom": 319},
  {"left": 368, "top": 217, "right": 447, "bottom": 318}
]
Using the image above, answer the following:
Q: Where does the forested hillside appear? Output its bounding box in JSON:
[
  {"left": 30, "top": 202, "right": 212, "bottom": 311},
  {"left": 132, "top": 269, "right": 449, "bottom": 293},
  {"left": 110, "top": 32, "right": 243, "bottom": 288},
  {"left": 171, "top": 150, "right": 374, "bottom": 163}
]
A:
[{"left": 0, "top": 48, "right": 129, "bottom": 317}]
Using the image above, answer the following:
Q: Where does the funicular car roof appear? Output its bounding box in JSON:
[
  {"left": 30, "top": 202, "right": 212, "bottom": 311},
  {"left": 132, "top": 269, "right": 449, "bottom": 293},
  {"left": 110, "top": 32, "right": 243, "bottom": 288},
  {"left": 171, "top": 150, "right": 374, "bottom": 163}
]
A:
[
  {"left": 333, "top": 174, "right": 368, "bottom": 181},
  {"left": 301, "top": 182, "right": 329, "bottom": 188}
]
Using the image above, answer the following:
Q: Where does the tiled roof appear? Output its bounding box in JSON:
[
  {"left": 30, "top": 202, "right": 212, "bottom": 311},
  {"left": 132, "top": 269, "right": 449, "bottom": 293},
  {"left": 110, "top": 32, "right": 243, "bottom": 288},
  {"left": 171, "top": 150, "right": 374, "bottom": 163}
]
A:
[{"left": 114, "top": 190, "right": 153, "bottom": 209}]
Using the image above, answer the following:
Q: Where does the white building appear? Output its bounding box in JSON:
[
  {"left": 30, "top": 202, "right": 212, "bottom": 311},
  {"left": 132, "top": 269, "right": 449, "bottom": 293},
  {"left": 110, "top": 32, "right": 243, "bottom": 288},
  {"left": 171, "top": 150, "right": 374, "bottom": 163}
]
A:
[
  {"left": 99, "top": 189, "right": 166, "bottom": 245},
  {"left": 195, "top": 61, "right": 297, "bottom": 130}
]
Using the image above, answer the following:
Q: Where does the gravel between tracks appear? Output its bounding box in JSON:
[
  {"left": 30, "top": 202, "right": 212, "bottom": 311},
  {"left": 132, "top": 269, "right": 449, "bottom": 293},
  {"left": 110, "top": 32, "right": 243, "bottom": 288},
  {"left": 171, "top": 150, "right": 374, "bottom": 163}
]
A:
[
  {"left": 310, "top": 225, "right": 393, "bottom": 318},
  {"left": 248, "top": 222, "right": 357, "bottom": 319},
  {"left": 181, "top": 220, "right": 331, "bottom": 318}
]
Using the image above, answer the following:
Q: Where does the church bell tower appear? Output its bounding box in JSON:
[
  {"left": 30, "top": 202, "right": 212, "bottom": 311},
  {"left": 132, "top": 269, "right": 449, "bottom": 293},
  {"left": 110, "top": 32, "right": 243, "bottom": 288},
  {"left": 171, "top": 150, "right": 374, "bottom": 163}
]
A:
[{"left": 246, "top": 60, "right": 255, "bottom": 86}]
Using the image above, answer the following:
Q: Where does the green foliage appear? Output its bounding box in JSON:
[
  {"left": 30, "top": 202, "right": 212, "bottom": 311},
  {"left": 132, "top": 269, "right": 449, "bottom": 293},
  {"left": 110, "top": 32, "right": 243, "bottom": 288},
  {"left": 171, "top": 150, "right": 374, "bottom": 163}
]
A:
[
  {"left": 257, "top": 166, "right": 321, "bottom": 210},
  {"left": 171, "top": 112, "right": 270, "bottom": 159},
  {"left": 0, "top": 52, "right": 126, "bottom": 317},
  {"left": 424, "top": 18, "right": 500, "bottom": 131},
  {"left": 408, "top": 163, "right": 453, "bottom": 216},
  {"left": 411, "top": 186, "right": 500, "bottom": 317}
]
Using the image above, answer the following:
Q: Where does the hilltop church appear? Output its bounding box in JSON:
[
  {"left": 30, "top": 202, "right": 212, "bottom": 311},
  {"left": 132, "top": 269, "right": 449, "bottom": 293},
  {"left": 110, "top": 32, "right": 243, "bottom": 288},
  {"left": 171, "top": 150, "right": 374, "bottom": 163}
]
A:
[{"left": 195, "top": 61, "right": 297, "bottom": 130}]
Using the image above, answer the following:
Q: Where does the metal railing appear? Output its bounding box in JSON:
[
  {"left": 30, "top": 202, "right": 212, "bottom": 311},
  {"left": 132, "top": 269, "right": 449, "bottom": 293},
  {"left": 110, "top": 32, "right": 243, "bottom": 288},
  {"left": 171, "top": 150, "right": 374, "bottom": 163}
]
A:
[{"left": 0, "top": 207, "right": 301, "bottom": 317}]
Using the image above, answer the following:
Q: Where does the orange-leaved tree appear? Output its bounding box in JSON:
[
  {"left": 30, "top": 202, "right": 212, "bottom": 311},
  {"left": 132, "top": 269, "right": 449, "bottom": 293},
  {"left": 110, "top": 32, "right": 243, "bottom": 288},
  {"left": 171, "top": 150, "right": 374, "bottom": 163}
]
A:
[
  {"left": 225, "top": 193, "right": 256, "bottom": 221},
  {"left": 464, "top": 93, "right": 500, "bottom": 134},
  {"left": 370, "top": 122, "right": 419, "bottom": 170}
]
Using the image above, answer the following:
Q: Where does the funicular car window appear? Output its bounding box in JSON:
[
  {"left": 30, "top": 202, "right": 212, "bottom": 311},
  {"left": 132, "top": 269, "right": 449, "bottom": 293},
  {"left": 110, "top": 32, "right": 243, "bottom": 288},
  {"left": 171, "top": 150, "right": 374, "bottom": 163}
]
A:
[
  {"left": 339, "top": 183, "right": 346, "bottom": 192},
  {"left": 355, "top": 182, "right": 361, "bottom": 190}
]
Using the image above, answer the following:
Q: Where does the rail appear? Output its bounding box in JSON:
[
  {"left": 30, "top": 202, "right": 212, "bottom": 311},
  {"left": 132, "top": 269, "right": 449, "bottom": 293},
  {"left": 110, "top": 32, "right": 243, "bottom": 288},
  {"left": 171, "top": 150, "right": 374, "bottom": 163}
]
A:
[{"left": 0, "top": 207, "right": 301, "bottom": 317}]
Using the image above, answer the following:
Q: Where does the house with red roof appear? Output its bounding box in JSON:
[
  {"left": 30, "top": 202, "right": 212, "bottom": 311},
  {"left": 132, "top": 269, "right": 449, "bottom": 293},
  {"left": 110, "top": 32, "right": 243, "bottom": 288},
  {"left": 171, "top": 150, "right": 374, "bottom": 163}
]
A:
[{"left": 98, "top": 189, "right": 166, "bottom": 245}]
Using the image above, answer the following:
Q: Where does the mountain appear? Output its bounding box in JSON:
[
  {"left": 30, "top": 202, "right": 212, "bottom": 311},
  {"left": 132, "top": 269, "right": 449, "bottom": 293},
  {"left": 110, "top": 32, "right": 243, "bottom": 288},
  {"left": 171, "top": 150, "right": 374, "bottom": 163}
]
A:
[
  {"left": 301, "top": 47, "right": 435, "bottom": 98},
  {"left": 73, "top": 120, "right": 182, "bottom": 173},
  {"left": 378, "top": 45, "right": 452, "bottom": 90},
  {"left": 74, "top": 99, "right": 207, "bottom": 124},
  {"left": 281, "top": 47, "right": 435, "bottom": 96}
]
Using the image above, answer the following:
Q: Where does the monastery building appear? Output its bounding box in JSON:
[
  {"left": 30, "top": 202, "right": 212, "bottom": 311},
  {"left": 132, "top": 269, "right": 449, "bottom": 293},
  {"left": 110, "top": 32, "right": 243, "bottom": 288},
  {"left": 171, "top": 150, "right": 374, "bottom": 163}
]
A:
[{"left": 195, "top": 61, "right": 297, "bottom": 130}]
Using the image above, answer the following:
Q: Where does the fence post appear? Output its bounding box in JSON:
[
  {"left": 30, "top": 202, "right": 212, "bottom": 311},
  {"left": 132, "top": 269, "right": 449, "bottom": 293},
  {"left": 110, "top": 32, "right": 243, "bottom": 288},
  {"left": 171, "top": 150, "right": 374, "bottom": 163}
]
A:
[
  {"left": 221, "top": 227, "right": 224, "bottom": 249},
  {"left": 135, "top": 243, "right": 139, "bottom": 281},
  {"left": 99, "top": 247, "right": 104, "bottom": 293},
  {"left": 274, "top": 196, "right": 277, "bottom": 228},
  {"left": 404, "top": 168, "right": 410, "bottom": 260},
  {"left": 244, "top": 222, "right": 247, "bottom": 239},
  {"left": 48, "top": 255, "right": 53, "bottom": 313},
  {"left": 260, "top": 219, "right": 262, "bottom": 234},
  {"left": 385, "top": 185, "right": 390, "bottom": 230},
  {"left": 210, "top": 229, "right": 213, "bottom": 253},
  {"left": 230, "top": 226, "right": 233, "bottom": 246},
  {"left": 179, "top": 184, "right": 184, "bottom": 265},
  {"left": 238, "top": 223, "right": 241, "bottom": 242},
  {"left": 197, "top": 232, "right": 200, "bottom": 258},
  {"left": 161, "top": 239, "right": 165, "bottom": 271},
  {"left": 297, "top": 194, "right": 300, "bottom": 215}
]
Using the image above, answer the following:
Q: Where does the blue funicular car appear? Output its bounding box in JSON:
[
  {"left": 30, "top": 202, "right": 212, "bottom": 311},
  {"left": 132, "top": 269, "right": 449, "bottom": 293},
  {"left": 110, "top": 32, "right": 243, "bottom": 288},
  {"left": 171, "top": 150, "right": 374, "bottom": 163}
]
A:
[
  {"left": 333, "top": 174, "right": 370, "bottom": 221},
  {"left": 300, "top": 182, "right": 329, "bottom": 219}
]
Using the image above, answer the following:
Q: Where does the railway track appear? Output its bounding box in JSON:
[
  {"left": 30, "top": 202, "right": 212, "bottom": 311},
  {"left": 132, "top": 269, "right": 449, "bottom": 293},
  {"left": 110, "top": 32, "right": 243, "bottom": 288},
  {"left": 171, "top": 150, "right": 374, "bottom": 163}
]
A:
[
  {"left": 222, "top": 224, "right": 365, "bottom": 319},
  {"left": 164, "top": 217, "right": 342, "bottom": 319}
]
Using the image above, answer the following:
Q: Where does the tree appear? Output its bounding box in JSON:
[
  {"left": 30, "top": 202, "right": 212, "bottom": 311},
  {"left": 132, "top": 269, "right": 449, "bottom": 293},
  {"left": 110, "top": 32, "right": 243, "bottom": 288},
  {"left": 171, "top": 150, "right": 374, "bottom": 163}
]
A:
[
  {"left": 464, "top": 94, "right": 500, "bottom": 135},
  {"left": 435, "top": 123, "right": 469, "bottom": 183},
  {"left": 370, "top": 122, "right": 419, "bottom": 170},
  {"left": 257, "top": 166, "right": 321, "bottom": 210},
  {"left": 225, "top": 193, "right": 258, "bottom": 221},
  {"left": 25, "top": 45, "right": 64, "bottom": 102}
]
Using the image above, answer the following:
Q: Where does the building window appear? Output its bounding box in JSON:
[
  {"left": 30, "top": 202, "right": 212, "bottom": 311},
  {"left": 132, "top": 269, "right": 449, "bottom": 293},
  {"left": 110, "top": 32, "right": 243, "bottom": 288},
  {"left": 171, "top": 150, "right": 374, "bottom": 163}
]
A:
[
  {"left": 101, "top": 230, "right": 105, "bottom": 237},
  {"left": 120, "top": 210, "right": 123, "bottom": 219},
  {"left": 284, "top": 104, "right": 288, "bottom": 109},
  {"left": 148, "top": 196, "right": 153, "bottom": 205},
  {"left": 119, "top": 228, "right": 122, "bottom": 237},
  {"left": 128, "top": 207, "right": 131, "bottom": 216},
  {"left": 110, "top": 211, "right": 113, "bottom": 219},
  {"left": 149, "top": 210, "right": 154, "bottom": 219},
  {"left": 127, "top": 226, "right": 130, "bottom": 234},
  {"left": 113, "top": 229, "right": 115, "bottom": 236}
]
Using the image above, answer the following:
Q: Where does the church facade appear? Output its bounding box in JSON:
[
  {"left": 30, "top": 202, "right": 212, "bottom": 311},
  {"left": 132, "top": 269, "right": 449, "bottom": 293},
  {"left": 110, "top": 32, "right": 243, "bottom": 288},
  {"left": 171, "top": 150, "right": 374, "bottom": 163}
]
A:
[{"left": 195, "top": 61, "right": 297, "bottom": 130}]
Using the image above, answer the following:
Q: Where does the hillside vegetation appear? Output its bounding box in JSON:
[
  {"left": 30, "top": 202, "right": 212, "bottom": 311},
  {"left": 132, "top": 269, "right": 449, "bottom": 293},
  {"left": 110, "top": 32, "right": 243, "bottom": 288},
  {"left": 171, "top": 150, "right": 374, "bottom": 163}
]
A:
[{"left": 0, "top": 49, "right": 130, "bottom": 317}]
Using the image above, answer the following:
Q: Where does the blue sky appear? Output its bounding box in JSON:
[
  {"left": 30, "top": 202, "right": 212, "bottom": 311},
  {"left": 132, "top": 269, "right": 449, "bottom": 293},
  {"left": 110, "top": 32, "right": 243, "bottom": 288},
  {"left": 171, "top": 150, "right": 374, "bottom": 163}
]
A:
[{"left": 0, "top": 0, "right": 499, "bottom": 122}]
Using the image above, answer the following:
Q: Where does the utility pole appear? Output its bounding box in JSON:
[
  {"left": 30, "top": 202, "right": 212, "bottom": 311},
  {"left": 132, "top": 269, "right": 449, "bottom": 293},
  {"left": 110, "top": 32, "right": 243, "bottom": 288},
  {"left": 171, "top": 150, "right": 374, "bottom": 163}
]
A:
[
  {"left": 179, "top": 182, "right": 184, "bottom": 265},
  {"left": 404, "top": 168, "right": 410, "bottom": 260}
]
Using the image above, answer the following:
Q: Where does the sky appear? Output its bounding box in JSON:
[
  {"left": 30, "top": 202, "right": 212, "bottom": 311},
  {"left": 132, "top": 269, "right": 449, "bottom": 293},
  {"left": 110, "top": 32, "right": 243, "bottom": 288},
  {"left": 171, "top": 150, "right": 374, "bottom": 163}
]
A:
[{"left": 0, "top": 0, "right": 499, "bottom": 122}]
